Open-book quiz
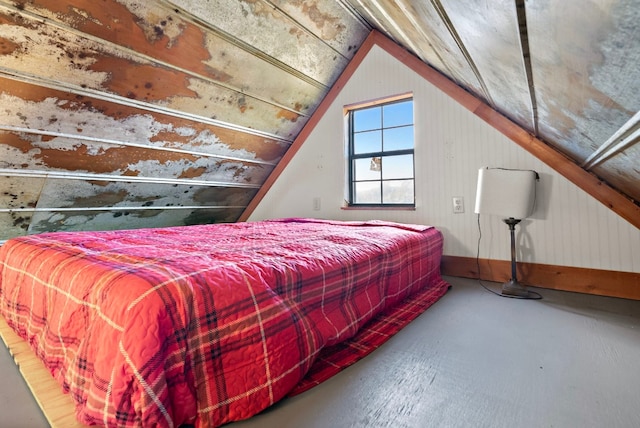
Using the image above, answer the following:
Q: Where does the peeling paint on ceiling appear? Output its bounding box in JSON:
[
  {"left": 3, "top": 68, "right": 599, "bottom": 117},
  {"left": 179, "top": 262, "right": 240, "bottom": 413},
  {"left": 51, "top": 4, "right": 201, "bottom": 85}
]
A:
[{"left": 0, "top": 0, "right": 637, "bottom": 240}]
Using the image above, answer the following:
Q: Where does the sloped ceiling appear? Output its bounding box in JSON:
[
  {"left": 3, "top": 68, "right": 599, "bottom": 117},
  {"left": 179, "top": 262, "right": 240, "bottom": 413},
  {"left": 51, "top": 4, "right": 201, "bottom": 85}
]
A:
[
  {"left": 349, "top": 0, "right": 640, "bottom": 204},
  {"left": 0, "top": 0, "right": 638, "bottom": 240}
]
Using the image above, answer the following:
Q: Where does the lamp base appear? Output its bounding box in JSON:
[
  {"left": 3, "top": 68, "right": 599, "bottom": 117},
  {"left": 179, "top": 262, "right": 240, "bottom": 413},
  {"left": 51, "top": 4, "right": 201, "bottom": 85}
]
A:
[{"left": 501, "top": 279, "right": 531, "bottom": 298}]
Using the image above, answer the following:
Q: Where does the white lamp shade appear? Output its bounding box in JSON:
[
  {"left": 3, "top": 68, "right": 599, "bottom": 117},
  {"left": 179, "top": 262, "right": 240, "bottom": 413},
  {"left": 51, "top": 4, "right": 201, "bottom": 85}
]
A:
[{"left": 474, "top": 167, "right": 537, "bottom": 219}]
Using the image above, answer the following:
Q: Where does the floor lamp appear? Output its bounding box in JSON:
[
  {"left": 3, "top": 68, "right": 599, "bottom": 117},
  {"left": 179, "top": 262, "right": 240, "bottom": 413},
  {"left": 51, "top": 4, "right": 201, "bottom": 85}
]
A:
[{"left": 474, "top": 167, "right": 538, "bottom": 297}]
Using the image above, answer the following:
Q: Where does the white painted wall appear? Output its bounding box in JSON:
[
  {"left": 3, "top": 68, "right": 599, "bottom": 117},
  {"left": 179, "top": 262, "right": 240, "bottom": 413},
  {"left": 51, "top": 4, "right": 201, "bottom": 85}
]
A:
[{"left": 249, "top": 45, "right": 640, "bottom": 273}]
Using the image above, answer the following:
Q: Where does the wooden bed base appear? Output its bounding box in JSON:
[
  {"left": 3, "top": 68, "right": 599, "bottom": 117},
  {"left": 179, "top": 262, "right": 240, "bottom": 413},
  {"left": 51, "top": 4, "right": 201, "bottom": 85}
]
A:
[{"left": 0, "top": 316, "right": 83, "bottom": 428}]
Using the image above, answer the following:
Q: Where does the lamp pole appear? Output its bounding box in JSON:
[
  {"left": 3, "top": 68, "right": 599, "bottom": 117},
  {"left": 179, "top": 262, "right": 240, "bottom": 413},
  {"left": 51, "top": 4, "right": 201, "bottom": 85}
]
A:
[{"left": 502, "top": 217, "right": 530, "bottom": 297}]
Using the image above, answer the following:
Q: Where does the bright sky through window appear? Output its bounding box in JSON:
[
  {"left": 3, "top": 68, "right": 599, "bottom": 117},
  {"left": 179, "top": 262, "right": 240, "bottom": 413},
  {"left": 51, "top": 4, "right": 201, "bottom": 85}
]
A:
[{"left": 347, "top": 97, "right": 414, "bottom": 206}]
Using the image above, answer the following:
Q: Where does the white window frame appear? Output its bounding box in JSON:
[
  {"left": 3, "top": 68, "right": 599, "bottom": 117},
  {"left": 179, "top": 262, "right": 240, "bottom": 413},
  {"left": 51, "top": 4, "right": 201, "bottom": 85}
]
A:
[{"left": 344, "top": 93, "right": 415, "bottom": 208}]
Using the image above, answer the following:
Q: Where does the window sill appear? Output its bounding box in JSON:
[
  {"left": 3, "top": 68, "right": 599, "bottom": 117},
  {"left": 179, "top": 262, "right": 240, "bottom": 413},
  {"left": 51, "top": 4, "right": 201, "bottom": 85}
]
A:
[{"left": 341, "top": 206, "right": 416, "bottom": 211}]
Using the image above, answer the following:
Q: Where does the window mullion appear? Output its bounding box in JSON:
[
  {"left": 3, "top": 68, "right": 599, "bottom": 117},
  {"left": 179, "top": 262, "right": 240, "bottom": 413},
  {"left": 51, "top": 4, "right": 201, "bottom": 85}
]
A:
[{"left": 352, "top": 149, "right": 413, "bottom": 160}]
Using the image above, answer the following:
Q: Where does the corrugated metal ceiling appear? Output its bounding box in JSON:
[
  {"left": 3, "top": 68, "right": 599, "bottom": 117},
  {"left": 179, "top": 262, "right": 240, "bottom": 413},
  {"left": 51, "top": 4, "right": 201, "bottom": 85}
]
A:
[
  {"left": 0, "top": 0, "right": 638, "bottom": 239},
  {"left": 349, "top": 0, "right": 639, "bottom": 221}
]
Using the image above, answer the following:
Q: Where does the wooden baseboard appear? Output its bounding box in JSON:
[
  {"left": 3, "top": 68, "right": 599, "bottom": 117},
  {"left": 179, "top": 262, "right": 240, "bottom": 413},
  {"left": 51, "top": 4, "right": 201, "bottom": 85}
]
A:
[{"left": 441, "top": 256, "right": 640, "bottom": 301}]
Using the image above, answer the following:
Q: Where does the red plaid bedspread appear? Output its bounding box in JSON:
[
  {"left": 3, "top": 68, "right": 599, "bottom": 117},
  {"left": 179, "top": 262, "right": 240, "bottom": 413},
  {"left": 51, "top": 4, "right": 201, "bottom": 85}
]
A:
[{"left": 0, "top": 218, "right": 448, "bottom": 427}]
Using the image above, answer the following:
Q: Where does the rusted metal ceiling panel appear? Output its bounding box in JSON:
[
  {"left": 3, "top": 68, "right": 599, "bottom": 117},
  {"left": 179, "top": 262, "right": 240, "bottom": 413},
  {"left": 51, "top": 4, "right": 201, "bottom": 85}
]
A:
[
  {"left": 526, "top": 0, "right": 640, "bottom": 162},
  {"left": 344, "top": 0, "right": 485, "bottom": 99},
  {"left": 4, "top": 0, "right": 327, "bottom": 118},
  {"left": 0, "top": 211, "right": 32, "bottom": 237},
  {"left": 343, "top": 0, "right": 447, "bottom": 77},
  {"left": 0, "top": 6, "right": 305, "bottom": 138},
  {"left": 28, "top": 207, "right": 247, "bottom": 234},
  {"left": 0, "top": 176, "right": 40, "bottom": 211},
  {"left": 268, "top": 0, "right": 370, "bottom": 56},
  {"left": 439, "top": 0, "right": 534, "bottom": 131},
  {"left": 0, "top": 167, "right": 263, "bottom": 238},
  {"left": 167, "top": 0, "right": 353, "bottom": 86},
  {"left": 0, "top": 77, "right": 288, "bottom": 164},
  {"left": 34, "top": 179, "right": 257, "bottom": 211},
  {"left": 0, "top": 175, "right": 41, "bottom": 238},
  {"left": 0, "top": 130, "right": 274, "bottom": 185},
  {"left": 27, "top": 179, "right": 256, "bottom": 234}
]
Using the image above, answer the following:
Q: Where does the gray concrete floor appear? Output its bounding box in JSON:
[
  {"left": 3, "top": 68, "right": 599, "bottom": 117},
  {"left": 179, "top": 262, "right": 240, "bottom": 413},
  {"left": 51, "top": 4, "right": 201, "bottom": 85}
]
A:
[{"left": 2, "top": 276, "right": 640, "bottom": 428}]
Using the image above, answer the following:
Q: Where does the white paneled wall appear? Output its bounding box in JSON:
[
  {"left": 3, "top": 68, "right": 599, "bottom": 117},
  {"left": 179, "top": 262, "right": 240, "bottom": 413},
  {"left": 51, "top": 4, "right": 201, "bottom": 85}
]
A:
[{"left": 249, "top": 46, "right": 640, "bottom": 273}]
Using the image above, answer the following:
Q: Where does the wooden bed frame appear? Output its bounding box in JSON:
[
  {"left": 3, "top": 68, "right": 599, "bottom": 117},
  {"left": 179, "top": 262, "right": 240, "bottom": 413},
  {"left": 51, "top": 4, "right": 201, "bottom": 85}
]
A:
[{"left": 0, "top": 316, "right": 82, "bottom": 427}]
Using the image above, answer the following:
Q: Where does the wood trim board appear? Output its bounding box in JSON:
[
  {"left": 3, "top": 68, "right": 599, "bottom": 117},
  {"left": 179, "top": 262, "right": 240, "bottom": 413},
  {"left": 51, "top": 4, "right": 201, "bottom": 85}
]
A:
[{"left": 441, "top": 255, "right": 640, "bottom": 301}]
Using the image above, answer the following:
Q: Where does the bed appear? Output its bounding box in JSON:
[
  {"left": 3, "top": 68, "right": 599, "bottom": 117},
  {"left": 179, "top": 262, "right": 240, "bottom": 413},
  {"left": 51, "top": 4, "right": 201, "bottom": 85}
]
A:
[{"left": 0, "top": 218, "right": 449, "bottom": 427}]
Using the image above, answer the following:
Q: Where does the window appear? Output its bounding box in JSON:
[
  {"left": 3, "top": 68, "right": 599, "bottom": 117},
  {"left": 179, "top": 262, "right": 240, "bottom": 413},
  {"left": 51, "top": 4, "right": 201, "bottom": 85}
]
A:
[{"left": 346, "top": 96, "right": 414, "bottom": 207}]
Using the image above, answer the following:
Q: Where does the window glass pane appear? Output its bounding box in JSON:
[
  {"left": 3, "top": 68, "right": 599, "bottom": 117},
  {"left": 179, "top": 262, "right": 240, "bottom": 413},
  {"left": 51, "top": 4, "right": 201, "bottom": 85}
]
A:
[
  {"left": 353, "top": 107, "right": 381, "bottom": 132},
  {"left": 354, "top": 157, "right": 381, "bottom": 181},
  {"left": 383, "top": 126, "right": 413, "bottom": 151},
  {"left": 383, "top": 100, "right": 413, "bottom": 127},
  {"left": 347, "top": 96, "right": 415, "bottom": 207},
  {"left": 383, "top": 180, "right": 414, "bottom": 204},
  {"left": 382, "top": 154, "right": 414, "bottom": 180},
  {"left": 353, "top": 130, "right": 382, "bottom": 154},
  {"left": 355, "top": 181, "right": 381, "bottom": 204}
]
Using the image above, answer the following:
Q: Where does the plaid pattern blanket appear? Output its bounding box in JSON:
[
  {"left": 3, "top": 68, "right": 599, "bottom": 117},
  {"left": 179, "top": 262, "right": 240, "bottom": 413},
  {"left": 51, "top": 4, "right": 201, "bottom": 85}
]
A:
[
  {"left": 289, "top": 277, "right": 449, "bottom": 396},
  {"left": 0, "top": 218, "right": 448, "bottom": 427}
]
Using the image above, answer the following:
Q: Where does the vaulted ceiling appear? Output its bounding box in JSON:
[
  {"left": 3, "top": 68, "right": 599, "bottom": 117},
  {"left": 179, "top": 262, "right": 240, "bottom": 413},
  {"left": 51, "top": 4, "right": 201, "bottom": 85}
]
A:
[{"left": 0, "top": 0, "right": 638, "bottom": 240}]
